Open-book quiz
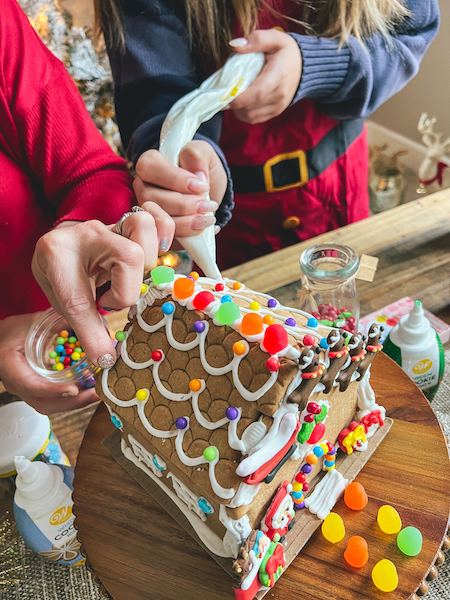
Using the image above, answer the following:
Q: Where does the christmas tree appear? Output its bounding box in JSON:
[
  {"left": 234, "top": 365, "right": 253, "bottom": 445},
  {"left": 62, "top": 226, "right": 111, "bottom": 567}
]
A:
[{"left": 19, "top": 0, "right": 121, "bottom": 154}]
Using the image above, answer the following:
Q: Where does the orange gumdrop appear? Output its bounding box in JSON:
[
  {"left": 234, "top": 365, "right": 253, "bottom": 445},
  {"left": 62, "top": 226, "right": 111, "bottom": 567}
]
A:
[
  {"left": 344, "top": 536, "right": 369, "bottom": 568},
  {"left": 241, "top": 312, "right": 264, "bottom": 336},
  {"left": 344, "top": 481, "right": 368, "bottom": 511},
  {"left": 173, "top": 277, "right": 195, "bottom": 300}
]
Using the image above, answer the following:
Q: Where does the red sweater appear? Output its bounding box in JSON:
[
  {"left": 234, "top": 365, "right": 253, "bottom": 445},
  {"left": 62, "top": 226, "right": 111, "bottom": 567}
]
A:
[{"left": 0, "top": 0, "right": 133, "bottom": 319}]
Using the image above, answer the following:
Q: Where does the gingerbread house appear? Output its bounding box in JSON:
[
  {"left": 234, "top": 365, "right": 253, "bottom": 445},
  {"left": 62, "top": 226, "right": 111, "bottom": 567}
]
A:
[{"left": 98, "top": 266, "right": 386, "bottom": 599}]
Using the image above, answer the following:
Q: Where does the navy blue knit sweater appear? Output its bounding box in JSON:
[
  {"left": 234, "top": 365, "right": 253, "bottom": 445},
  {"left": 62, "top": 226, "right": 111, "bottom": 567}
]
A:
[{"left": 106, "top": 0, "right": 439, "bottom": 227}]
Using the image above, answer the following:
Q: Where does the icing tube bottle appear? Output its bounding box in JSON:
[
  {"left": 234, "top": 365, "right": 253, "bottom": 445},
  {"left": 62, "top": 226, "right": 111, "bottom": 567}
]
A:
[
  {"left": 13, "top": 456, "right": 84, "bottom": 566},
  {"left": 383, "top": 300, "right": 445, "bottom": 400}
]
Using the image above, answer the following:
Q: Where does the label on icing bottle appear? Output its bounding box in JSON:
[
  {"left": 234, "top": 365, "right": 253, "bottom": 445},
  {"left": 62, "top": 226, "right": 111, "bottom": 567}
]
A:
[
  {"left": 383, "top": 300, "right": 445, "bottom": 400},
  {"left": 13, "top": 457, "right": 84, "bottom": 566}
]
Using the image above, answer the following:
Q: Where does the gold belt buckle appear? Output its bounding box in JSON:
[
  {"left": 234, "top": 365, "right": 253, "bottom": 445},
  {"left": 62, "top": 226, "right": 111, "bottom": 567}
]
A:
[{"left": 263, "top": 150, "right": 309, "bottom": 193}]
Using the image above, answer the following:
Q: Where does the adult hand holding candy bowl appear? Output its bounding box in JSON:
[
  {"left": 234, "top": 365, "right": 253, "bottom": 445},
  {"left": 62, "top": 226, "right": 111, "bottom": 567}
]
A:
[
  {"left": 0, "top": 313, "right": 95, "bottom": 414},
  {"left": 32, "top": 203, "right": 174, "bottom": 372}
]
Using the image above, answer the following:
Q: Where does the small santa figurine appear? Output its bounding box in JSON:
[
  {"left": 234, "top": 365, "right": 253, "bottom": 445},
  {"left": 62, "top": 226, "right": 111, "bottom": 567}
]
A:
[{"left": 261, "top": 481, "right": 295, "bottom": 542}]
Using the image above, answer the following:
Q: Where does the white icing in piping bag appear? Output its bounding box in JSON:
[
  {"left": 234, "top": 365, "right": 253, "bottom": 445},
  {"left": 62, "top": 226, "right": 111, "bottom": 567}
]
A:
[{"left": 159, "top": 52, "right": 265, "bottom": 280}]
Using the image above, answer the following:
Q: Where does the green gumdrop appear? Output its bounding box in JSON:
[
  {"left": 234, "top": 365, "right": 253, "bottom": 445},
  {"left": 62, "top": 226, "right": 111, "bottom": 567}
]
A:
[
  {"left": 315, "top": 404, "right": 328, "bottom": 423},
  {"left": 397, "top": 526, "right": 423, "bottom": 556},
  {"left": 341, "top": 311, "right": 353, "bottom": 318},
  {"left": 151, "top": 265, "right": 175, "bottom": 285},
  {"left": 215, "top": 301, "right": 241, "bottom": 326},
  {"left": 319, "top": 319, "right": 334, "bottom": 327},
  {"left": 298, "top": 421, "right": 314, "bottom": 444}
]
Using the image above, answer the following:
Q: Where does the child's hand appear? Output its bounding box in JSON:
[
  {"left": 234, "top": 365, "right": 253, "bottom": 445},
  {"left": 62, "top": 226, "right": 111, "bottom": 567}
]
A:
[
  {"left": 0, "top": 313, "right": 97, "bottom": 414},
  {"left": 134, "top": 140, "right": 227, "bottom": 237},
  {"left": 229, "top": 29, "right": 302, "bottom": 124}
]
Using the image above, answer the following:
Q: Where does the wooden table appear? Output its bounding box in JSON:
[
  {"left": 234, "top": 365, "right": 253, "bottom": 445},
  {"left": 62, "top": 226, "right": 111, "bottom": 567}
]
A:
[
  {"left": 72, "top": 190, "right": 450, "bottom": 600},
  {"left": 1, "top": 190, "right": 449, "bottom": 595},
  {"left": 74, "top": 354, "right": 450, "bottom": 600}
]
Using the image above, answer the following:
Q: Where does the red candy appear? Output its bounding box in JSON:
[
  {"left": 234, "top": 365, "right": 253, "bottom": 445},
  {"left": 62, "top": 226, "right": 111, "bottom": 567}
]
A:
[
  {"left": 303, "top": 334, "right": 315, "bottom": 347},
  {"left": 63, "top": 357, "right": 71, "bottom": 366},
  {"left": 307, "top": 422, "right": 326, "bottom": 444},
  {"left": 302, "top": 482, "right": 309, "bottom": 492},
  {"left": 192, "top": 290, "right": 215, "bottom": 311},
  {"left": 266, "top": 357, "right": 280, "bottom": 372},
  {"left": 295, "top": 472, "right": 306, "bottom": 483},
  {"left": 215, "top": 283, "right": 225, "bottom": 291},
  {"left": 306, "top": 401, "right": 321, "bottom": 415},
  {"left": 151, "top": 350, "right": 163, "bottom": 362},
  {"left": 263, "top": 324, "right": 288, "bottom": 355},
  {"left": 304, "top": 414, "right": 315, "bottom": 423}
]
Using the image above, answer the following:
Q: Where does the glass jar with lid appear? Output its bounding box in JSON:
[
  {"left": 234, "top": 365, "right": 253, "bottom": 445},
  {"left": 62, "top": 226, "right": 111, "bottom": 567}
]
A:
[{"left": 298, "top": 244, "right": 360, "bottom": 333}]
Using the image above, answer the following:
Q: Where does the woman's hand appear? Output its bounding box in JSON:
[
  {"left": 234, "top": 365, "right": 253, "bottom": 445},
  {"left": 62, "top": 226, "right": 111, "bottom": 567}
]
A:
[
  {"left": 32, "top": 203, "right": 174, "bottom": 369},
  {"left": 133, "top": 140, "right": 227, "bottom": 237},
  {"left": 229, "top": 29, "right": 302, "bottom": 124},
  {"left": 0, "top": 313, "right": 97, "bottom": 414}
]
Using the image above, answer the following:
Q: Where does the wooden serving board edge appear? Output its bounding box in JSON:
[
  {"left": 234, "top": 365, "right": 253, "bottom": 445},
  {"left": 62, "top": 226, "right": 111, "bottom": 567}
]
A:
[{"left": 102, "top": 418, "right": 392, "bottom": 597}]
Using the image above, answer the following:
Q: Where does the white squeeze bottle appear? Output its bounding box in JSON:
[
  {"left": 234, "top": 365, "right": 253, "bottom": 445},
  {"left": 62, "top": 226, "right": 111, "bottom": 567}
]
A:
[
  {"left": 383, "top": 300, "right": 445, "bottom": 400},
  {"left": 13, "top": 456, "right": 84, "bottom": 566}
]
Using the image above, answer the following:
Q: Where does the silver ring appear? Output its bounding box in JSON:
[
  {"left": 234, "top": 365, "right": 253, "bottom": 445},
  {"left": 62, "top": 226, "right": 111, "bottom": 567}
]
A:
[{"left": 113, "top": 206, "right": 146, "bottom": 236}]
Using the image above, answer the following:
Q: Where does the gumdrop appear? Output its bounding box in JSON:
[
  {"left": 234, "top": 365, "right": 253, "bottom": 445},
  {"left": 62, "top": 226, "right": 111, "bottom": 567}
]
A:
[
  {"left": 321, "top": 512, "right": 345, "bottom": 544},
  {"left": 344, "top": 481, "right": 368, "bottom": 511},
  {"left": 377, "top": 505, "right": 402, "bottom": 535},
  {"left": 241, "top": 312, "right": 264, "bottom": 336},
  {"left": 193, "top": 291, "right": 215, "bottom": 311},
  {"left": 371, "top": 559, "right": 398, "bottom": 592},
  {"left": 344, "top": 536, "right": 369, "bottom": 568},
  {"left": 397, "top": 526, "right": 423, "bottom": 556},
  {"left": 150, "top": 265, "right": 175, "bottom": 286},
  {"left": 263, "top": 324, "right": 289, "bottom": 355},
  {"left": 173, "top": 277, "right": 195, "bottom": 299},
  {"left": 215, "top": 301, "right": 241, "bottom": 326}
]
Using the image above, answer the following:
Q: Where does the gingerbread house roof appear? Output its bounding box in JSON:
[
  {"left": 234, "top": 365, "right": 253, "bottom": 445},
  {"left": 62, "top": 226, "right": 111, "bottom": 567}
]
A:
[{"left": 98, "top": 270, "right": 340, "bottom": 506}]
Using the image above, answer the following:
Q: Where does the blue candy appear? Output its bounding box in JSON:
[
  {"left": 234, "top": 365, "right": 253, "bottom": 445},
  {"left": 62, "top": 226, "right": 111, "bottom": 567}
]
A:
[
  {"left": 313, "top": 446, "right": 325, "bottom": 458},
  {"left": 319, "top": 337, "right": 329, "bottom": 349},
  {"left": 55, "top": 344, "right": 65, "bottom": 354},
  {"left": 324, "top": 459, "right": 335, "bottom": 467},
  {"left": 291, "top": 491, "right": 304, "bottom": 500},
  {"left": 221, "top": 294, "right": 233, "bottom": 303},
  {"left": 162, "top": 301, "right": 175, "bottom": 315},
  {"left": 307, "top": 317, "right": 319, "bottom": 328}
]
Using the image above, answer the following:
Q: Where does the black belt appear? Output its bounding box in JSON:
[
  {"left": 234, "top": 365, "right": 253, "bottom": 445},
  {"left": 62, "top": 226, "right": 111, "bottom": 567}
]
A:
[{"left": 230, "top": 119, "right": 364, "bottom": 194}]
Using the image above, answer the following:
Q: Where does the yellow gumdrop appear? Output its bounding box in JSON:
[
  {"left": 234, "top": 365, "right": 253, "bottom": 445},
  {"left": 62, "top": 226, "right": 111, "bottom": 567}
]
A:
[
  {"left": 377, "top": 505, "right": 402, "bottom": 535},
  {"left": 371, "top": 559, "right": 399, "bottom": 592},
  {"left": 321, "top": 512, "right": 345, "bottom": 544}
]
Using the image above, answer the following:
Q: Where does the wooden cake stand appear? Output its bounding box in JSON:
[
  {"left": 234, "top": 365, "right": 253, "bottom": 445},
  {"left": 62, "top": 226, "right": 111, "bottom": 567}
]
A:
[{"left": 73, "top": 353, "right": 450, "bottom": 600}]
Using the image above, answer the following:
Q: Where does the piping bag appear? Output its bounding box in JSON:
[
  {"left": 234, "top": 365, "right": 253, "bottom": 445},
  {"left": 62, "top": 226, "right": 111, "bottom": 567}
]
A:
[{"left": 159, "top": 52, "right": 265, "bottom": 280}]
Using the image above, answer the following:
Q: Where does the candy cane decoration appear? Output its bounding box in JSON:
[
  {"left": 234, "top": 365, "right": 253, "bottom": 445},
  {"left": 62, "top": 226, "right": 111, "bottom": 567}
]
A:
[{"left": 159, "top": 52, "right": 265, "bottom": 280}]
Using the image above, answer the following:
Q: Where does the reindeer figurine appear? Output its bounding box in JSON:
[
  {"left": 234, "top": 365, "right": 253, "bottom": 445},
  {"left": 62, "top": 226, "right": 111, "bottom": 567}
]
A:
[
  {"left": 289, "top": 347, "right": 326, "bottom": 406},
  {"left": 357, "top": 323, "right": 384, "bottom": 381},
  {"left": 338, "top": 333, "right": 366, "bottom": 392},
  {"left": 321, "top": 329, "right": 350, "bottom": 394},
  {"left": 417, "top": 113, "right": 450, "bottom": 193}
]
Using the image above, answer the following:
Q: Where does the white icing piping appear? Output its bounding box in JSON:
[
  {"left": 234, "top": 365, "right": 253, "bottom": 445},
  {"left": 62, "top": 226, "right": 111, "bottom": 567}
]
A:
[
  {"left": 304, "top": 469, "right": 348, "bottom": 519},
  {"left": 121, "top": 437, "right": 232, "bottom": 557}
]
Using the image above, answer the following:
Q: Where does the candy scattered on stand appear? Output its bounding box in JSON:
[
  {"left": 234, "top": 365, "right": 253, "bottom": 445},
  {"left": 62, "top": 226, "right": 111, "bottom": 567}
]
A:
[
  {"left": 321, "top": 512, "right": 346, "bottom": 544},
  {"left": 344, "top": 536, "right": 369, "bottom": 568},
  {"left": 397, "top": 526, "right": 423, "bottom": 556},
  {"left": 344, "top": 481, "right": 368, "bottom": 511},
  {"left": 313, "top": 303, "right": 356, "bottom": 333},
  {"left": 377, "top": 505, "right": 402, "bottom": 534},
  {"left": 371, "top": 559, "right": 399, "bottom": 592}
]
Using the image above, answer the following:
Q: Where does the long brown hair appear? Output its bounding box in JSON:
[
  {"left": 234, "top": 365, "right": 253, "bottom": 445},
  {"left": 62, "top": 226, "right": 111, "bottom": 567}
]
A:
[{"left": 95, "top": 1, "right": 408, "bottom": 65}]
